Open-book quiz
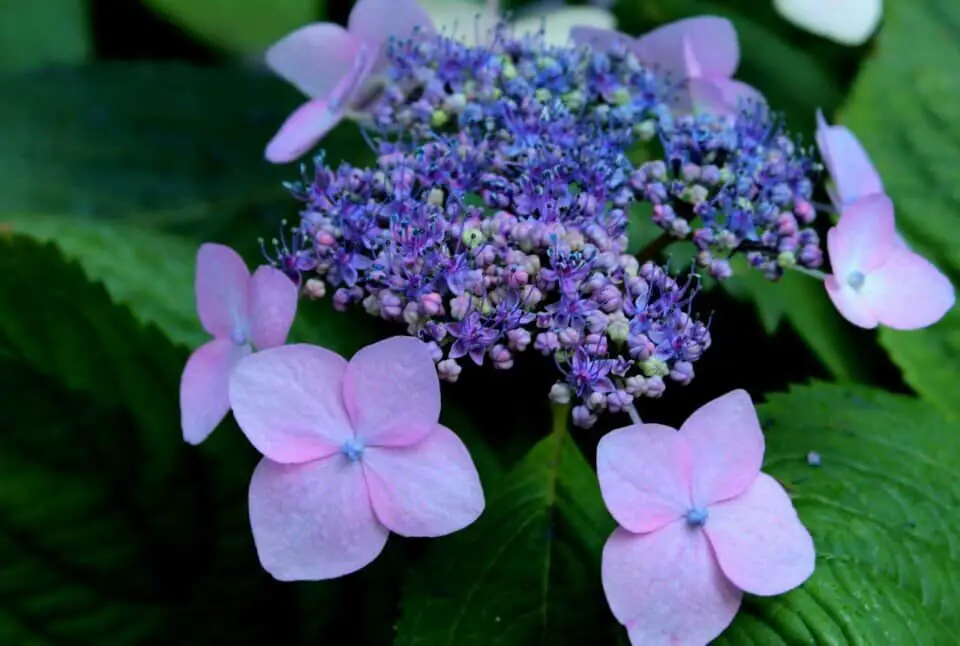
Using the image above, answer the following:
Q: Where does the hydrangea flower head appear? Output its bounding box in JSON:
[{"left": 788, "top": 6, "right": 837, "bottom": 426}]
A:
[
  {"left": 597, "top": 389, "right": 815, "bottom": 645},
  {"left": 264, "top": 0, "right": 435, "bottom": 162},
  {"left": 824, "top": 194, "right": 955, "bottom": 330},
  {"left": 179, "top": 243, "right": 298, "bottom": 444},
  {"left": 571, "top": 16, "right": 763, "bottom": 115},
  {"left": 228, "top": 336, "right": 485, "bottom": 580}
]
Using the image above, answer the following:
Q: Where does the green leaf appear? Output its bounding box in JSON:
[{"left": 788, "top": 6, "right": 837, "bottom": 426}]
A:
[
  {"left": 144, "top": 0, "right": 323, "bottom": 54},
  {"left": 0, "top": 1, "right": 90, "bottom": 72},
  {"left": 0, "top": 62, "right": 370, "bottom": 240},
  {"left": 0, "top": 234, "right": 307, "bottom": 643},
  {"left": 5, "top": 215, "right": 206, "bottom": 349},
  {"left": 721, "top": 259, "right": 867, "bottom": 381},
  {"left": 2, "top": 214, "right": 383, "bottom": 355},
  {"left": 396, "top": 407, "right": 616, "bottom": 645},
  {"left": 840, "top": 0, "right": 960, "bottom": 417},
  {"left": 719, "top": 382, "right": 960, "bottom": 643}
]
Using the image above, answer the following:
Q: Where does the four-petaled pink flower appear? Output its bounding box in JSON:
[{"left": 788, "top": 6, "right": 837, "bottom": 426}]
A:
[
  {"left": 264, "top": 0, "right": 435, "bottom": 163},
  {"left": 179, "top": 243, "right": 298, "bottom": 445},
  {"left": 598, "top": 389, "right": 815, "bottom": 646},
  {"left": 825, "top": 194, "right": 955, "bottom": 330},
  {"left": 228, "top": 337, "right": 485, "bottom": 581},
  {"left": 571, "top": 16, "right": 763, "bottom": 116}
]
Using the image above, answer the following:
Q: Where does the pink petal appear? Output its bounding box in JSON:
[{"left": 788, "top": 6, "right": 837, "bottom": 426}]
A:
[
  {"left": 596, "top": 424, "right": 691, "bottom": 533},
  {"left": 824, "top": 273, "right": 880, "bottom": 329},
  {"left": 714, "top": 79, "right": 765, "bottom": 112},
  {"left": 342, "top": 336, "right": 441, "bottom": 446},
  {"left": 861, "top": 248, "right": 956, "bottom": 330},
  {"left": 633, "top": 16, "right": 739, "bottom": 80},
  {"left": 265, "top": 23, "right": 363, "bottom": 99},
  {"left": 363, "top": 425, "right": 484, "bottom": 537},
  {"left": 685, "top": 78, "right": 764, "bottom": 116},
  {"left": 681, "top": 389, "right": 764, "bottom": 507},
  {"left": 829, "top": 194, "right": 897, "bottom": 279},
  {"left": 248, "top": 455, "right": 389, "bottom": 581},
  {"left": 348, "top": 0, "right": 435, "bottom": 74},
  {"left": 679, "top": 77, "right": 725, "bottom": 114},
  {"left": 815, "top": 110, "right": 884, "bottom": 208},
  {"left": 228, "top": 344, "right": 354, "bottom": 463},
  {"left": 569, "top": 26, "right": 633, "bottom": 51},
  {"left": 705, "top": 473, "right": 816, "bottom": 596},
  {"left": 265, "top": 98, "right": 344, "bottom": 164},
  {"left": 248, "top": 265, "right": 298, "bottom": 350},
  {"left": 180, "top": 338, "right": 251, "bottom": 445},
  {"left": 602, "top": 524, "right": 742, "bottom": 645},
  {"left": 195, "top": 243, "right": 250, "bottom": 339}
]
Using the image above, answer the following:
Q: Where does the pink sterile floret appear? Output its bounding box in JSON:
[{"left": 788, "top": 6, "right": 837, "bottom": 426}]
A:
[
  {"left": 597, "top": 389, "right": 815, "bottom": 646},
  {"left": 570, "top": 16, "right": 763, "bottom": 116},
  {"left": 179, "top": 243, "right": 298, "bottom": 445},
  {"left": 815, "top": 109, "right": 884, "bottom": 210},
  {"left": 228, "top": 336, "right": 485, "bottom": 581},
  {"left": 264, "top": 0, "right": 435, "bottom": 163},
  {"left": 825, "top": 194, "right": 955, "bottom": 330}
]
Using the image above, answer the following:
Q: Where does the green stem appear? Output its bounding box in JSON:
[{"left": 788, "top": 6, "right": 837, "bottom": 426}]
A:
[
  {"left": 635, "top": 232, "right": 677, "bottom": 263},
  {"left": 550, "top": 402, "right": 571, "bottom": 436},
  {"left": 626, "top": 402, "right": 642, "bottom": 425},
  {"left": 790, "top": 265, "right": 829, "bottom": 281}
]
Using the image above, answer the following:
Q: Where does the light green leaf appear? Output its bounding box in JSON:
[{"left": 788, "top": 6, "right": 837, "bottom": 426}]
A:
[
  {"left": 3, "top": 213, "right": 383, "bottom": 355},
  {"left": 395, "top": 407, "right": 616, "bottom": 645},
  {"left": 721, "top": 259, "right": 867, "bottom": 381},
  {"left": 840, "top": 0, "right": 960, "bottom": 417},
  {"left": 0, "top": 0, "right": 90, "bottom": 72},
  {"left": 145, "top": 0, "right": 322, "bottom": 54},
  {"left": 6, "top": 215, "right": 205, "bottom": 349},
  {"left": 719, "top": 382, "right": 960, "bottom": 643}
]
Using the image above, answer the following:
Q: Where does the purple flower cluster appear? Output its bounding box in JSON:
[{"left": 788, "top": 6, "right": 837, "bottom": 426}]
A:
[
  {"left": 369, "top": 23, "right": 666, "bottom": 145},
  {"left": 633, "top": 105, "right": 823, "bottom": 280},
  {"left": 261, "top": 25, "right": 826, "bottom": 427}
]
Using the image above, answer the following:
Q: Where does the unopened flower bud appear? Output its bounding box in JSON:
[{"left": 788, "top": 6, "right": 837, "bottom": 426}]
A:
[
  {"left": 437, "top": 358, "right": 462, "bottom": 383},
  {"left": 572, "top": 405, "right": 598, "bottom": 429},
  {"left": 549, "top": 382, "right": 572, "bottom": 405},
  {"left": 304, "top": 278, "right": 326, "bottom": 300}
]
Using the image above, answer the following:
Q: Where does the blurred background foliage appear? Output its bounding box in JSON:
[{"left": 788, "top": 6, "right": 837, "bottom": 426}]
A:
[{"left": 1, "top": 0, "right": 959, "bottom": 644}]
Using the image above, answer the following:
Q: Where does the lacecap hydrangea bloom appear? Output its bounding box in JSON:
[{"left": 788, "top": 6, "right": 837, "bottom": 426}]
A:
[{"left": 175, "top": 2, "right": 957, "bottom": 643}]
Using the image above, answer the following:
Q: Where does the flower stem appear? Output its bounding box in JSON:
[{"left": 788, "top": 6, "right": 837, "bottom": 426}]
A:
[
  {"left": 626, "top": 402, "right": 642, "bottom": 425},
  {"left": 636, "top": 232, "right": 676, "bottom": 263},
  {"left": 550, "top": 402, "right": 571, "bottom": 437},
  {"left": 790, "top": 266, "right": 829, "bottom": 281}
]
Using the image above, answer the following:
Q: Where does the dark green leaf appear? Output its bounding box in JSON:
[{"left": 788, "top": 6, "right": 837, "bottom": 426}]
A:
[
  {"left": 144, "top": 0, "right": 323, "bottom": 54},
  {"left": 840, "top": 0, "right": 960, "bottom": 417},
  {"left": 0, "top": 62, "right": 370, "bottom": 244},
  {"left": 721, "top": 258, "right": 867, "bottom": 381},
  {"left": 0, "top": 234, "right": 306, "bottom": 644},
  {"left": 0, "top": 1, "right": 90, "bottom": 72},
  {"left": 396, "top": 407, "right": 616, "bottom": 645},
  {"left": 720, "top": 383, "right": 960, "bottom": 643}
]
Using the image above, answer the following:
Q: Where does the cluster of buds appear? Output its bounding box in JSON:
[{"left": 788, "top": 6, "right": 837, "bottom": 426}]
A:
[
  {"left": 260, "top": 23, "right": 830, "bottom": 426},
  {"left": 632, "top": 106, "right": 823, "bottom": 280}
]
